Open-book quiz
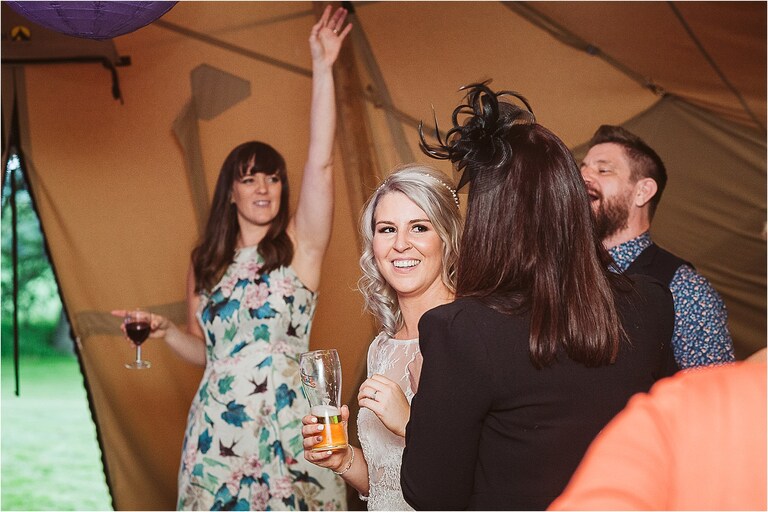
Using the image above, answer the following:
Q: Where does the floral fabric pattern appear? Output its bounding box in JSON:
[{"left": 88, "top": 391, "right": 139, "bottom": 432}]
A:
[
  {"left": 177, "top": 246, "right": 346, "bottom": 510},
  {"left": 609, "top": 231, "right": 734, "bottom": 369}
]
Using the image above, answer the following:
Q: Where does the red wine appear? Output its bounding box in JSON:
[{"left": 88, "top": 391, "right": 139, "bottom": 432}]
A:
[{"left": 126, "top": 321, "right": 151, "bottom": 345}]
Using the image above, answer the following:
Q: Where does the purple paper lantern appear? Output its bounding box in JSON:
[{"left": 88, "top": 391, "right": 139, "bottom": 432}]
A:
[{"left": 5, "top": 1, "right": 177, "bottom": 40}]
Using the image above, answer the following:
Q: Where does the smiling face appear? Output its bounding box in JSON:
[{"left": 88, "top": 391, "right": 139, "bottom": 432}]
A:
[
  {"left": 580, "top": 142, "right": 637, "bottom": 242},
  {"left": 372, "top": 191, "right": 448, "bottom": 301},
  {"left": 231, "top": 171, "right": 282, "bottom": 228}
]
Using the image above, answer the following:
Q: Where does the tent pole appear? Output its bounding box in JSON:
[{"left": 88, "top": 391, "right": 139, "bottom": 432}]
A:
[
  {"left": 316, "top": 1, "right": 381, "bottom": 225},
  {"left": 348, "top": 10, "right": 414, "bottom": 165},
  {"left": 313, "top": 6, "right": 380, "bottom": 509}
]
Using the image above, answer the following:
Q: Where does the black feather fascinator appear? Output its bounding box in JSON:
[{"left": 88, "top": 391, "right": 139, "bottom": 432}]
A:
[{"left": 419, "top": 81, "right": 535, "bottom": 193}]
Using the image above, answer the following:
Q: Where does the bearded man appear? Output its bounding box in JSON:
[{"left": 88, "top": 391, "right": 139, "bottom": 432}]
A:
[{"left": 580, "top": 125, "right": 734, "bottom": 369}]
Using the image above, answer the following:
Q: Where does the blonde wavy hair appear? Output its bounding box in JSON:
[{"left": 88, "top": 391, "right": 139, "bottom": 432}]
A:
[{"left": 358, "top": 163, "right": 463, "bottom": 336}]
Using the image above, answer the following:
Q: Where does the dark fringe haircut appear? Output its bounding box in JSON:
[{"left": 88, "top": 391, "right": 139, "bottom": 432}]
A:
[{"left": 192, "top": 141, "right": 293, "bottom": 293}]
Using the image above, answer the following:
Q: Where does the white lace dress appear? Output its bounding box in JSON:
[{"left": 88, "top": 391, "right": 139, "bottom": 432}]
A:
[{"left": 357, "top": 332, "right": 423, "bottom": 511}]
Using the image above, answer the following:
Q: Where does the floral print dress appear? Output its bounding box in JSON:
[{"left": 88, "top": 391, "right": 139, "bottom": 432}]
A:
[{"left": 177, "top": 246, "right": 347, "bottom": 511}]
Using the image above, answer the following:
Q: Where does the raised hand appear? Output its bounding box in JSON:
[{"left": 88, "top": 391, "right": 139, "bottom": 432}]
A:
[
  {"left": 358, "top": 374, "right": 411, "bottom": 438},
  {"left": 309, "top": 5, "right": 352, "bottom": 68}
]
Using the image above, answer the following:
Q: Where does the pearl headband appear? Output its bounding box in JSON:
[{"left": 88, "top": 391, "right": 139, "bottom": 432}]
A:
[{"left": 377, "top": 172, "right": 460, "bottom": 209}]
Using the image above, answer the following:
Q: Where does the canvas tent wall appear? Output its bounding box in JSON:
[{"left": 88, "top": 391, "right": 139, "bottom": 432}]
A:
[{"left": 2, "top": 2, "right": 765, "bottom": 509}]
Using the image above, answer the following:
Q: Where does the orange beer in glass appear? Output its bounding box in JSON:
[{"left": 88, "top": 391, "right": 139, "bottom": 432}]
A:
[
  {"left": 310, "top": 404, "right": 348, "bottom": 451},
  {"left": 299, "top": 349, "right": 348, "bottom": 452}
]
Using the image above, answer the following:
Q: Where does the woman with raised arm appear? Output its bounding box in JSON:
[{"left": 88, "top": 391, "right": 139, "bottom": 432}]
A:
[
  {"left": 114, "top": 7, "right": 351, "bottom": 510},
  {"left": 300, "top": 164, "right": 463, "bottom": 510},
  {"left": 400, "top": 83, "right": 678, "bottom": 510}
]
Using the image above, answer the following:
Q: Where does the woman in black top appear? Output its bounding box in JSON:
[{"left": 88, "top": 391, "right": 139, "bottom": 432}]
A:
[{"left": 400, "top": 83, "right": 678, "bottom": 510}]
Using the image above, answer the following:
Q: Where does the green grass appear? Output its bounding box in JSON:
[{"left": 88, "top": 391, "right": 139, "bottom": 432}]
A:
[
  {"left": 1, "top": 355, "right": 113, "bottom": 511},
  {"left": 1, "top": 321, "right": 63, "bottom": 358}
]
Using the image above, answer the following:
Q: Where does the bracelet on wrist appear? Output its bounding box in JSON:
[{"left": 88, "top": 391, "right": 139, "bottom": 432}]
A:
[{"left": 332, "top": 445, "right": 354, "bottom": 475}]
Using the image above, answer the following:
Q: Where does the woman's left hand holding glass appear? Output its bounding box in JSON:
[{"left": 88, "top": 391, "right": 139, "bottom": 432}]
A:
[{"left": 358, "top": 374, "right": 411, "bottom": 437}]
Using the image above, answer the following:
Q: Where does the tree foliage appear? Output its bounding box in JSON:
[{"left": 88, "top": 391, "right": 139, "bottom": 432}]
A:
[{"left": 2, "top": 157, "right": 62, "bottom": 327}]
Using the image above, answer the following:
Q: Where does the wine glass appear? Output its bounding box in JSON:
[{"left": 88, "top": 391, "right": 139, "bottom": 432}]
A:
[{"left": 124, "top": 309, "right": 152, "bottom": 369}]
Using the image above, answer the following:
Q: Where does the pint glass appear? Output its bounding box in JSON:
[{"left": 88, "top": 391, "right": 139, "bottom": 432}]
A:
[{"left": 299, "top": 349, "right": 348, "bottom": 452}]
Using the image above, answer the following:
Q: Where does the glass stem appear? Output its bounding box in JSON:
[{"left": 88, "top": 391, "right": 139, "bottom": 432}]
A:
[{"left": 136, "top": 345, "right": 142, "bottom": 363}]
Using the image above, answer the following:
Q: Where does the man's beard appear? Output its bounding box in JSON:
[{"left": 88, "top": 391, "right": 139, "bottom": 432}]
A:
[{"left": 592, "top": 192, "right": 631, "bottom": 241}]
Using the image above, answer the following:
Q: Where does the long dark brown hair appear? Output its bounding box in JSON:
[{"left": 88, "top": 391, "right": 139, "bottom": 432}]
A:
[
  {"left": 421, "top": 83, "right": 628, "bottom": 368},
  {"left": 192, "top": 141, "right": 292, "bottom": 293}
]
